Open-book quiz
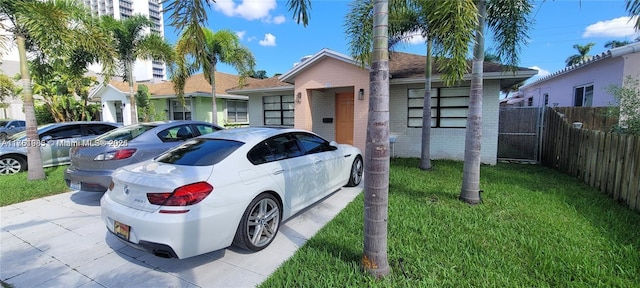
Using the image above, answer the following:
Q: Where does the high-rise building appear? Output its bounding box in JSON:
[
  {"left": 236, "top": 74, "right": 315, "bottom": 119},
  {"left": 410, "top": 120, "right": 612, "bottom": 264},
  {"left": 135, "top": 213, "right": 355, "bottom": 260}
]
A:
[{"left": 82, "top": 0, "right": 166, "bottom": 81}]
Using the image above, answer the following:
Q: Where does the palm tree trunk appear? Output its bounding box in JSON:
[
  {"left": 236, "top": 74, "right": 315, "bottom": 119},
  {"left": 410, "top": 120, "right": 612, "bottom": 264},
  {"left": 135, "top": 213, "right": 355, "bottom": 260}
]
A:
[
  {"left": 18, "top": 35, "right": 45, "bottom": 180},
  {"left": 459, "top": 0, "right": 485, "bottom": 204},
  {"left": 210, "top": 62, "right": 218, "bottom": 125},
  {"left": 363, "top": 0, "right": 390, "bottom": 278},
  {"left": 127, "top": 60, "right": 137, "bottom": 125},
  {"left": 419, "top": 38, "right": 433, "bottom": 170}
]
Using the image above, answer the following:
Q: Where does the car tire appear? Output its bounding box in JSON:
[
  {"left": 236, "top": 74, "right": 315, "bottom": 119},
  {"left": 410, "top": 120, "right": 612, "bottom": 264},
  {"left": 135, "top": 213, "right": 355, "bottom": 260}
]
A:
[
  {"left": 233, "top": 193, "right": 281, "bottom": 252},
  {"left": 0, "top": 155, "right": 27, "bottom": 174},
  {"left": 346, "top": 156, "right": 363, "bottom": 187},
  {"left": 0, "top": 133, "right": 7, "bottom": 140}
]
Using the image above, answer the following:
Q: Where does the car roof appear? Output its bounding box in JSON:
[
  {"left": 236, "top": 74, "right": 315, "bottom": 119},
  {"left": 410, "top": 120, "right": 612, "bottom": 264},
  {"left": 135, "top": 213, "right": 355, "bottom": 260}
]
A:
[{"left": 201, "top": 127, "right": 306, "bottom": 143}]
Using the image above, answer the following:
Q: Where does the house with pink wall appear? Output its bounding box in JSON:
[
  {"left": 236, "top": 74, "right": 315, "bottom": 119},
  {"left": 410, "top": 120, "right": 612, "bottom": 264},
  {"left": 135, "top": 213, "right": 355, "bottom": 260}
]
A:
[
  {"left": 518, "top": 42, "right": 640, "bottom": 107},
  {"left": 228, "top": 49, "right": 536, "bottom": 165}
]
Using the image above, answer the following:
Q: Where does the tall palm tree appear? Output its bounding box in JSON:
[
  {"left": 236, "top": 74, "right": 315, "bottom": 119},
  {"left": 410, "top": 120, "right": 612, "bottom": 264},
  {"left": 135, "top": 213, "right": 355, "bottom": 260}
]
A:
[
  {"left": 346, "top": 0, "right": 476, "bottom": 171},
  {"left": 626, "top": 0, "right": 640, "bottom": 29},
  {"left": 173, "top": 28, "right": 255, "bottom": 125},
  {"left": 164, "top": 0, "right": 393, "bottom": 278},
  {"left": 360, "top": 0, "right": 391, "bottom": 278},
  {"left": 0, "top": 0, "right": 115, "bottom": 180},
  {"left": 459, "top": 0, "right": 533, "bottom": 204},
  {"left": 565, "top": 43, "right": 595, "bottom": 67},
  {"left": 99, "top": 15, "right": 173, "bottom": 125}
]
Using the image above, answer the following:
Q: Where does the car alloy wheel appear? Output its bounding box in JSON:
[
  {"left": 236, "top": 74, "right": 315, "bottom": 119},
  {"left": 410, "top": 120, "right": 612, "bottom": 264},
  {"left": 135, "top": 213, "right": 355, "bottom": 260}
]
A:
[
  {"left": 0, "top": 156, "right": 26, "bottom": 174},
  {"left": 234, "top": 193, "right": 281, "bottom": 251},
  {"left": 0, "top": 133, "right": 7, "bottom": 141},
  {"left": 346, "top": 156, "right": 363, "bottom": 187}
]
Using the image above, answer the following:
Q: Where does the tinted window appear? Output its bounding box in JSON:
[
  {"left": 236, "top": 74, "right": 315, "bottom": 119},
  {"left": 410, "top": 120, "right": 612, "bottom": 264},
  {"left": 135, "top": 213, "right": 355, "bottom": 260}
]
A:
[
  {"left": 42, "top": 125, "right": 82, "bottom": 140},
  {"left": 247, "top": 142, "right": 275, "bottom": 165},
  {"left": 15, "top": 121, "right": 26, "bottom": 127},
  {"left": 156, "top": 139, "right": 243, "bottom": 166},
  {"left": 294, "top": 133, "right": 332, "bottom": 154},
  {"left": 86, "top": 124, "right": 117, "bottom": 136},
  {"left": 194, "top": 124, "right": 219, "bottom": 136},
  {"left": 255, "top": 135, "right": 303, "bottom": 162},
  {"left": 157, "top": 125, "right": 195, "bottom": 142},
  {"left": 98, "top": 124, "right": 156, "bottom": 141}
]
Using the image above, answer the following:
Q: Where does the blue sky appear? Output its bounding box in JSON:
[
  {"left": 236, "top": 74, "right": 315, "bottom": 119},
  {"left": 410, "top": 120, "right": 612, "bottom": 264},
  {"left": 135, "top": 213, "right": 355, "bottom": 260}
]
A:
[{"left": 163, "top": 0, "right": 640, "bottom": 83}]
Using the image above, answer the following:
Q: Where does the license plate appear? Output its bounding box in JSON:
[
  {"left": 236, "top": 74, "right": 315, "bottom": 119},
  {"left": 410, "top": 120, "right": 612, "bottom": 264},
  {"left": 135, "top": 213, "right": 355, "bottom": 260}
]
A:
[
  {"left": 114, "top": 221, "right": 130, "bottom": 240},
  {"left": 70, "top": 181, "right": 81, "bottom": 191}
]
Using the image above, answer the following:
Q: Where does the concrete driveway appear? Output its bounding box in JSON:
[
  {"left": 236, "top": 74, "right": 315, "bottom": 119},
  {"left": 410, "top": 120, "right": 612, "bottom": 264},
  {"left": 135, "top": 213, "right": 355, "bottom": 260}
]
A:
[{"left": 1, "top": 184, "right": 362, "bottom": 288}]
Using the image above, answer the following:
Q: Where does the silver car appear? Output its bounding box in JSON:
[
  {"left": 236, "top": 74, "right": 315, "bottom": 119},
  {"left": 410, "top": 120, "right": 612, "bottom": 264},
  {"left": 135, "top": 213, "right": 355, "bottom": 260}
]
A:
[
  {"left": 0, "top": 120, "right": 26, "bottom": 140},
  {"left": 64, "top": 121, "right": 223, "bottom": 192},
  {"left": 0, "top": 121, "right": 121, "bottom": 174}
]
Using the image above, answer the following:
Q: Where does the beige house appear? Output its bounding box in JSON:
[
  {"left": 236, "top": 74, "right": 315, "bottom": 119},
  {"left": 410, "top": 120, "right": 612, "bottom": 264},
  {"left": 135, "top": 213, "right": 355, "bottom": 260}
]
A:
[
  {"left": 90, "top": 72, "right": 257, "bottom": 127},
  {"left": 229, "top": 48, "right": 537, "bottom": 164}
]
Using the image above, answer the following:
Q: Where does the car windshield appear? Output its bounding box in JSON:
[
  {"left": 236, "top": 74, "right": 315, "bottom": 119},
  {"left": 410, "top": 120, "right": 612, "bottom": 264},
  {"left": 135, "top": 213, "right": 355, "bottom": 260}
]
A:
[
  {"left": 156, "top": 138, "right": 243, "bottom": 166},
  {"left": 7, "top": 123, "right": 56, "bottom": 140},
  {"left": 96, "top": 124, "right": 157, "bottom": 142}
]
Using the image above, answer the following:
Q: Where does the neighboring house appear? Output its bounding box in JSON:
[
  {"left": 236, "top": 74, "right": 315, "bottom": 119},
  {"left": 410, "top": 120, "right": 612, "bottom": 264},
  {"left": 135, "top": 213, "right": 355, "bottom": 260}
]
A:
[
  {"left": 90, "top": 72, "right": 255, "bottom": 127},
  {"left": 228, "top": 48, "right": 537, "bottom": 165},
  {"left": 518, "top": 42, "right": 640, "bottom": 107}
]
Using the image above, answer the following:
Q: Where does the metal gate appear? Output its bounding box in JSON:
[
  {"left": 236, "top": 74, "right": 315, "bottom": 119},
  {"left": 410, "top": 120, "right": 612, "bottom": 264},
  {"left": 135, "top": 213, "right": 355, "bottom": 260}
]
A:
[{"left": 497, "top": 107, "right": 544, "bottom": 163}]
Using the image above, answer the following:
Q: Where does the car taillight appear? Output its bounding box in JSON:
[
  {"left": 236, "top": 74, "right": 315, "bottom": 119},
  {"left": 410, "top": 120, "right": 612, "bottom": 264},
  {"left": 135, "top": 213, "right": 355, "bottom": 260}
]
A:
[
  {"left": 147, "top": 182, "right": 213, "bottom": 206},
  {"left": 94, "top": 148, "right": 137, "bottom": 161}
]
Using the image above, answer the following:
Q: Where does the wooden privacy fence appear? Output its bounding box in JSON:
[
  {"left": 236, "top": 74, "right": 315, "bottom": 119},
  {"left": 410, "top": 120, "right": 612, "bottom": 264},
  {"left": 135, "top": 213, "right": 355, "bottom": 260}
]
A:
[
  {"left": 553, "top": 107, "right": 618, "bottom": 131},
  {"left": 542, "top": 107, "right": 640, "bottom": 212}
]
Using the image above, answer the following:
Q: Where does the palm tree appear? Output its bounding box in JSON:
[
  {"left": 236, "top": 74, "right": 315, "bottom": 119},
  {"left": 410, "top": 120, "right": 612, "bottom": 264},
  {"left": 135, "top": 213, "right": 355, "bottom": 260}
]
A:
[
  {"left": 565, "top": 43, "right": 595, "bottom": 67},
  {"left": 604, "top": 40, "right": 631, "bottom": 49},
  {"left": 459, "top": 0, "right": 533, "bottom": 205},
  {"left": 346, "top": 0, "right": 476, "bottom": 172},
  {"left": 173, "top": 28, "right": 255, "bottom": 125},
  {"left": 626, "top": 0, "right": 640, "bottom": 29},
  {"left": 0, "top": 0, "right": 115, "bottom": 180},
  {"left": 99, "top": 15, "right": 173, "bottom": 125},
  {"left": 164, "top": 0, "right": 393, "bottom": 278}
]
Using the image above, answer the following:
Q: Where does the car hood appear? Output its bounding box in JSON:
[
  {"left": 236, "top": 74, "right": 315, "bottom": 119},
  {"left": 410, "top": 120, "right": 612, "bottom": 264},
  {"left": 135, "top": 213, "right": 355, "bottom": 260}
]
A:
[{"left": 108, "top": 160, "right": 214, "bottom": 212}]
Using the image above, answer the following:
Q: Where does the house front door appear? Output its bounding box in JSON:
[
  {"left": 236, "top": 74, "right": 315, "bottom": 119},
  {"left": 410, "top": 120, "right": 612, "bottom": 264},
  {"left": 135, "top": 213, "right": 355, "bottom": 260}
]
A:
[{"left": 335, "top": 92, "right": 354, "bottom": 145}]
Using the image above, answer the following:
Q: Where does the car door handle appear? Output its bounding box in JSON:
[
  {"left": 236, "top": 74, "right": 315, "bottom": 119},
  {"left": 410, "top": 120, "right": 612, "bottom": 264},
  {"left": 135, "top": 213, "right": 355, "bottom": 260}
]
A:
[
  {"left": 314, "top": 160, "right": 322, "bottom": 165},
  {"left": 273, "top": 169, "right": 284, "bottom": 175}
]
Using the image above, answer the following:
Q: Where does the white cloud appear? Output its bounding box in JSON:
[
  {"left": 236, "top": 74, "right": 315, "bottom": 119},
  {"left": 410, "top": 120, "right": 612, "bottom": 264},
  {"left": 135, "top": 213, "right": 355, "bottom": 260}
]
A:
[
  {"left": 259, "top": 33, "right": 276, "bottom": 46},
  {"left": 272, "top": 15, "right": 286, "bottom": 24},
  {"left": 236, "top": 31, "right": 246, "bottom": 40},
  {"left": 213, "top": 0, "right": 277, "bottom": 21},
  {"left": 529, "top": 66, "right": 551, "bottom": 77},
  {"left": 582, "top": 16, "right": 639, "bottom": 38}
]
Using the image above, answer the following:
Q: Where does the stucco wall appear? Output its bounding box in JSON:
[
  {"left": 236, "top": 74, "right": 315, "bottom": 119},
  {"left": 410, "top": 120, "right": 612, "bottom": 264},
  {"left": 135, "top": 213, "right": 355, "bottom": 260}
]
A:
[
  {"left": 522, "top": 57, "right": 624, "bottom": 107},
  {"left": 389, "top": 80, "right": 501, "bottom": 165},
  {"left": 293, "top": 57, "right": 370, "bottom": 153}
]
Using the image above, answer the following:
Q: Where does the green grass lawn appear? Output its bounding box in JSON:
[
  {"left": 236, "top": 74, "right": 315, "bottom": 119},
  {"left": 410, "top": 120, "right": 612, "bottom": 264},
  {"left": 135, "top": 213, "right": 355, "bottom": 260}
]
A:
[
  {"left": 260, "top": 159, "right": 640, "bottom": 287},
  {"left": 1, "top": 166, "right": 70, "bottom": 206}
]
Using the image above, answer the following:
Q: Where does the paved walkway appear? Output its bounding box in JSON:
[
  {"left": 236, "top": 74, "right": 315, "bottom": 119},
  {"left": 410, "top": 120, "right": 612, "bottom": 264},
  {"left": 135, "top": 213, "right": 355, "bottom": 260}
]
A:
[{"left": 1, "top": 184, "right": 362, "bottom": 288}]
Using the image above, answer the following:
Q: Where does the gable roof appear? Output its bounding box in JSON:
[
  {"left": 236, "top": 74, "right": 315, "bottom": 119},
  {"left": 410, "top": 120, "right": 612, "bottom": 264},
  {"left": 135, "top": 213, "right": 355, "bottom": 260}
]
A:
[
  {"left": 229, "top": 49, "right": 537, "bottom": 93},
  {"left": 523, "top": 42, "right": 640, "bottom": 87}
]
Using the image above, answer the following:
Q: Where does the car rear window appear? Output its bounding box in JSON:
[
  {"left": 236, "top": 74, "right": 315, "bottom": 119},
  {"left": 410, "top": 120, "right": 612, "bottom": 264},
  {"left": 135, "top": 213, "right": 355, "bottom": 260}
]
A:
[
  {"left": 156, "top": 138, "right": 243, "bottom": 166},
  {"left": 96, "top": 124, "right": 156, "bottom": 141}
]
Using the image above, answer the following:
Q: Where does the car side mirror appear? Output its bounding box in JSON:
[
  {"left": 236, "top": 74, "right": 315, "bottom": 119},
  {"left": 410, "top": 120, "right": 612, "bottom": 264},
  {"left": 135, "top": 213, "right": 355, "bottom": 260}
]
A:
[
  {"left": 328, "top": 141, "right": 339, "bottom": 151},
  {"left": 8, "top": 125, "right": 14, "bottom": 130},
  {"left": 41, "top": 135, "right": 53, "bottom": 142}
]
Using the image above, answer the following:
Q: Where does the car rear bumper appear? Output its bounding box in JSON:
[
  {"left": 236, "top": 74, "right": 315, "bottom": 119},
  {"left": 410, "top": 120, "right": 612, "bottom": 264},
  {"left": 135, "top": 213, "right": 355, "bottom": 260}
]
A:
[
  {"left": 100, "top": 192, "right": 244, "bottom": 259},
  {"left": 64, "top": 166, "right": 113, "bottom": 192}
]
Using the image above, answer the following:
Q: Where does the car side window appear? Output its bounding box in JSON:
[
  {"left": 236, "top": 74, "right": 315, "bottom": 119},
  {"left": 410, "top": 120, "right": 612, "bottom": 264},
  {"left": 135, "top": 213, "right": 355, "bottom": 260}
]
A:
[
  {"left": 42, "top": 125, "right": 82, "bottom": 140},
  {"left": 293, "top": 133, "right": 332, "bottom": 154},
  {"left": 247, "top": 142, "right": 274, "bottom": 165},
  {"left": 18, "top": 121, "right": 25, "bottom": 127},
  {"left": 193, "top": 124, "right": 218, "bottom": 136},
  {"left": 266, "top": 135, "right": 303, "bottom": 160},
  {"left": 86, "top": 124, "right": 117, "bottom": 135},
  {"left": 157, "top": 125, "right": 195, "bottom": 142}
]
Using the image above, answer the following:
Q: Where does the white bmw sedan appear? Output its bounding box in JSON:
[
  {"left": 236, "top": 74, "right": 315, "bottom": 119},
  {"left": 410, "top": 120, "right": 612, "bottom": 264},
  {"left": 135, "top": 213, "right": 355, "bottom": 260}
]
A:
[{"left": 101, "top": 127, "right": 363, "bottom": 259}]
